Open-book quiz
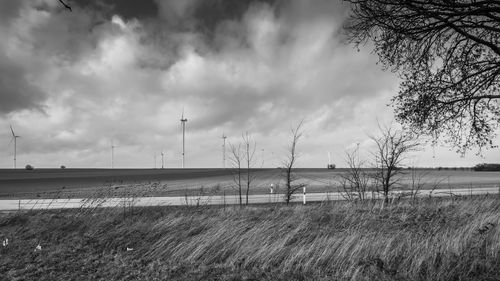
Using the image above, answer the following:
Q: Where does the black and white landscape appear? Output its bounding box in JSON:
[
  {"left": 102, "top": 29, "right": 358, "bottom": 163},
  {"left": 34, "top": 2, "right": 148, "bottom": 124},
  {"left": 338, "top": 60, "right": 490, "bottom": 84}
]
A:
[{"left": 0, "top": 1, "right": 499, "bottom": 280}]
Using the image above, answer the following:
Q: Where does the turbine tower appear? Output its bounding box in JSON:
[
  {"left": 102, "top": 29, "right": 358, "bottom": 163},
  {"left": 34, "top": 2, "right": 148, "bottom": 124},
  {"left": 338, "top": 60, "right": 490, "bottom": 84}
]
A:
[
  {"left": 356, "top": 142, "right": 360, "bottom": 160},
  {"left": 222, "top": 133, "right": 227, "bottom": 168},
  {"left": 161, "top": 151, "right": 165, "bottom": 169},
  {"left": 180, "top": 109, "right": 188, "bottom": 168},
  {"left": 111, "top": 139, "right": 118, "bottom": 168},
  {"left": 9, "top": 125, "right": 20, "bottom": 169}
]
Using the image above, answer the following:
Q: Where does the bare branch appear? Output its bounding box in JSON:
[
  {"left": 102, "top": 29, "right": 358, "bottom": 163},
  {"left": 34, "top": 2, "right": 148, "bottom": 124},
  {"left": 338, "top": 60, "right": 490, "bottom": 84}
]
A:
[
  {"left": 369, "top": 124, "right": 421, "bottom": 204},
  {"left": 59, "top": 0, "right": 72, "bottom": 12},
  {"left": 242, "top": 132, "right": 257, "bottom": 205},
  {"left": 228, "top": 142, "right": 243, "bottom": 206},
  {"left": 282, "top": 121, "right": 305, "bottom": 204},
  {"left": 344, "top": 0, "right": 500, "bottom": 153}
]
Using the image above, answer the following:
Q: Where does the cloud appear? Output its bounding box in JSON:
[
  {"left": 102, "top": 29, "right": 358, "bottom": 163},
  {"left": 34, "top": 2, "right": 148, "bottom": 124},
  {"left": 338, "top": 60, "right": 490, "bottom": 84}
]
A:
[
  {"left": 0, "top": 0, "right": 25, "bottom": 24},
  {"left": 0, "top": 53, "right": 46, "bottom": 113},
  {"left": 1, "top": 0, "right": 496, "bottom": 168}
]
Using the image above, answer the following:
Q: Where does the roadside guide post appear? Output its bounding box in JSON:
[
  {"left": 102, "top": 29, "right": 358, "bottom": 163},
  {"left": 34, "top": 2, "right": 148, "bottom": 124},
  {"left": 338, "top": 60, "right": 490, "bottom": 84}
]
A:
[{"left": 269, "top": 184, "right": 274, "bottom": 203}]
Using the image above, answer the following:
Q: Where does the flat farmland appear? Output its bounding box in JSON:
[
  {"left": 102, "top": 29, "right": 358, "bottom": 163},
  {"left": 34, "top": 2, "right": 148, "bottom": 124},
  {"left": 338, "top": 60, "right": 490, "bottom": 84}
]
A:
[{"left": 1, "top": 168, "right": 500, "bottom": 199}]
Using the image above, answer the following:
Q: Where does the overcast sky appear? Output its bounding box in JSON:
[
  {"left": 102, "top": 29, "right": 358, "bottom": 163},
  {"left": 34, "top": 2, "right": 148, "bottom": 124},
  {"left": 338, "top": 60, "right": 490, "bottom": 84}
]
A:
[{"left": 0, "top": 0, "right": 498, "bottom": 169}]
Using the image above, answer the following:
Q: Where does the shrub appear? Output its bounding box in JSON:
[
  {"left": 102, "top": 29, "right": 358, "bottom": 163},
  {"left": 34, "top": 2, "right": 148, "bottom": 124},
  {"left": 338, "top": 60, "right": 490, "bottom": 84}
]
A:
[{"left": 473, "top": 163, "right": 500, "bottom": 171}]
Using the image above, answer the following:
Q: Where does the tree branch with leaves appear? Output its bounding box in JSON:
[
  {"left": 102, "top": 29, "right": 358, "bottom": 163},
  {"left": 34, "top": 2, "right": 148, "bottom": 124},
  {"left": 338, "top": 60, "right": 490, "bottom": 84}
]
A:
[{"left": 344, "top": 0, "right": 500, "bottom": 154}]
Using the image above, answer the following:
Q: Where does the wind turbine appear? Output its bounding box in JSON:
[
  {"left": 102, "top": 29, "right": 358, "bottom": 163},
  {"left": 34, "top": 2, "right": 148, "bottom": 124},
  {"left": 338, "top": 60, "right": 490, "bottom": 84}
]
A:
[
  {"left": 111, "top": 139, "right": 118, "bottom": 168},
  {"left": 154, "top": 154, "right": 157, "bottom": 169},
  {"left": 356, "top": 142, "right": 360, "bottom": 160},
  {"left": 180, "top": 109, "right": 188, "bottom": 168},
  {"left": 9, "top": 125, "right": 20, "bottom": 169},
  {"left": 261, "top": 149, "right": 265, "bottom": 168},
  {"left": 222, "top": 133, "right": 227, "bottom": 168},
  {"left": 161, "top": 151, "right": 165, "bottom": 169}
]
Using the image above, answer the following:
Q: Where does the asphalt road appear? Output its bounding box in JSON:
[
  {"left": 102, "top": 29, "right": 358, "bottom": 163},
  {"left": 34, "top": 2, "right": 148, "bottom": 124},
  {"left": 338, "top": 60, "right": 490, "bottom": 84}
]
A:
[{"left": 0, "top": 186, "right": 498, "bottom": 211}]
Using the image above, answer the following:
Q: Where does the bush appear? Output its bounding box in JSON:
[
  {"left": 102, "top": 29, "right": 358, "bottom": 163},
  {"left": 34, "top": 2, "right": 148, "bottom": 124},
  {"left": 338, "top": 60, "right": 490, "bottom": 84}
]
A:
[
  {"left": 25, "top": 164, "right": 34, "bottom": 170},
  {"left": 473, "top": 163, "right": 500, "bottom": 171},
  {"left": 60, "top": 165, "right": 66, "bottom": 169}
]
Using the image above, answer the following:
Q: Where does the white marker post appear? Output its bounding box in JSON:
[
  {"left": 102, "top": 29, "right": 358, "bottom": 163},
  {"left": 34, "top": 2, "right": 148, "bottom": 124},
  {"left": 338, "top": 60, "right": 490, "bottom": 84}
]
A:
[
  {"left": 269, "top": 184, "right": 274, "bottom": 203},
  {"left": 303, "top": 186, "right": 306, "bottom": 205}
]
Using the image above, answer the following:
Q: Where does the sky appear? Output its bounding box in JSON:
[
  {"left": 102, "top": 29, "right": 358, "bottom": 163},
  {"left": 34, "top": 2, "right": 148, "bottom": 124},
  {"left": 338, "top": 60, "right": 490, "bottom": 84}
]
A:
[{"left": 0, "top": 0, "right": 499, "bottom": 169}]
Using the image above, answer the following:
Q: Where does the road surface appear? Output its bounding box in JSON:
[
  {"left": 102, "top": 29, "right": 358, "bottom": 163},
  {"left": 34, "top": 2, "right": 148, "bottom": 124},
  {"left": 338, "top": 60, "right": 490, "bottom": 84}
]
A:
[{"left": 0, "top": 186, "right": 498, "bottom": 211}]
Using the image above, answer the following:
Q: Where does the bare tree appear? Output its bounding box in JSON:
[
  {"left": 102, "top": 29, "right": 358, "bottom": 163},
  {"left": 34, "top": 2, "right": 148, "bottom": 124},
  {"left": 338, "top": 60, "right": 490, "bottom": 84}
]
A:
[
  {"left": 228, "top": 142, "right": 243, "bottom": 206},
  {"left": 407, "top": 167, "right": 427, "bottom": 203},
  {"left": 344, "top": 0, "right": 500, "bottom": 154},
  {"left": 370, "top": 124, "right": 421, "bottom": 204},
  {"left": 242, "top": 132, "right": 257, "bottom": 205},
  {"left": 339, "top": 148, "right": 370, "bottom": 202},
  {"left": 403, "top": 166, "right": 446, "bottom": 202},
  {"left": 282, "top": 121, "right": 306, "bottom": 205}
]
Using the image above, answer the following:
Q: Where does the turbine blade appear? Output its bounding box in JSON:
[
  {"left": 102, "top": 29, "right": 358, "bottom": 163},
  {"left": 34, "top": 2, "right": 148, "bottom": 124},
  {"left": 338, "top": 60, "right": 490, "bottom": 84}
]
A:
[{"left": 10, "top": 125, "right": 14, "bottom": 137}]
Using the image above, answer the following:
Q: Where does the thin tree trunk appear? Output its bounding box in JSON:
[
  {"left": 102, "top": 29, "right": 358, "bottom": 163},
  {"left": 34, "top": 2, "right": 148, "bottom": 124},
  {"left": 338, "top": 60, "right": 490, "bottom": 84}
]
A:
[
  {"left": 246, "top": 166, "right": 249, "bottom": 205},
  {"left": 238, "top": 166, "right": 242, "bottom": 206}
]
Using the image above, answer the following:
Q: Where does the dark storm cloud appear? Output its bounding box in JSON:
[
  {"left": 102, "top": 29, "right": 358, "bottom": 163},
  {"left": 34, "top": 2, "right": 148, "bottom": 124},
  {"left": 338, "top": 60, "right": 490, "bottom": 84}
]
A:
[
  {"left": 0, "top": 0, "right": 129, "bottom": 114},
  {"left": 70, "top": 0, "right": 280, "bottom": 31},
  {"left": 153, "top": 0, "right": 361, "bottom": 134},
  {"left": 129, "top": 0, "right": 286, "bottom": 69},
  {"left": 25, "top": 3, "right": 140, "bottom": 66},
  {"left": 0, "top": 0, "right": 24, "bottom": 24},
  {"left": 0, "top": 54, "right": 46, "bottom": 113},
  {"left": 193, "top": 0, "right": 281, "bottom": 35},
  {"left": 70, "top": 0, "right": 158, "bottom": 21},
  {"left": 0, "top": 0, "right": 348, "bottom": 116}
]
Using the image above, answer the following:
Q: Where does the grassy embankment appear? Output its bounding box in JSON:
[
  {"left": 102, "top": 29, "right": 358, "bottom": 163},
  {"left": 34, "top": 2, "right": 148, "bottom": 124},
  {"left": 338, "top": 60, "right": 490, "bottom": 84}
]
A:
[{"left": 0, "top": 196, "right": 499, "bottom": 280}]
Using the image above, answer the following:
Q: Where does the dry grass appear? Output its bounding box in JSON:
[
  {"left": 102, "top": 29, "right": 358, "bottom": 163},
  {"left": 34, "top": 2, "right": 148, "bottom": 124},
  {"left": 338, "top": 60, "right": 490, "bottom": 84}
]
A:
[{"left": 0, "top": 196, "right": 499, "bottom": 280}]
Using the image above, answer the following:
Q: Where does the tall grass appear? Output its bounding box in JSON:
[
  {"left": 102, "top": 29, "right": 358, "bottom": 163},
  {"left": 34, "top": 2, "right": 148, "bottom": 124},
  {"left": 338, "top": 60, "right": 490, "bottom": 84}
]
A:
[{"left": 0, "top": 196, "right": 499, "bottom": 280}]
